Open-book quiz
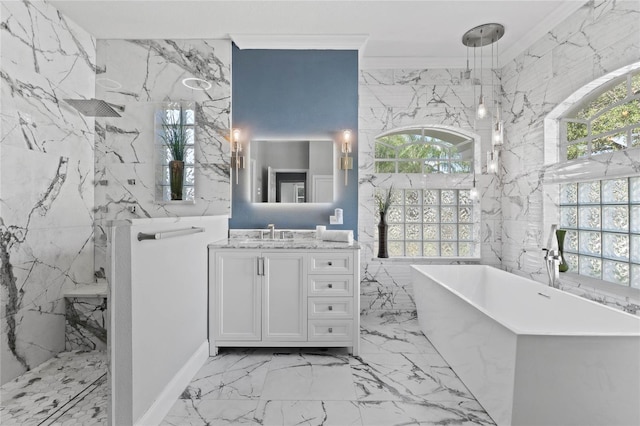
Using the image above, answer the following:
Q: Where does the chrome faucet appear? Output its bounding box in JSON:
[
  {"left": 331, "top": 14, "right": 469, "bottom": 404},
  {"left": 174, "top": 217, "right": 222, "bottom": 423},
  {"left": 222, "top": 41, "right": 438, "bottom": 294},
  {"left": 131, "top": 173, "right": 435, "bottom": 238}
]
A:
[
  {"left": 543, "top": 224, "right": 561, "bottom": 288},
  {"left": 267, "top": 224, "right": 276, "bottom": 240}
]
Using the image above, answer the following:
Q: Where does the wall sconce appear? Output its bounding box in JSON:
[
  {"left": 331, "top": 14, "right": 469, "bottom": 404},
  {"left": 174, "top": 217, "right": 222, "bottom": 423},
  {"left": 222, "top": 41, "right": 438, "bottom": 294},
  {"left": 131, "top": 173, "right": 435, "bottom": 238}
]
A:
[
  {"left": 339, "top": 129, "right": 353, "bottom": 186},
  {"left": 231, "top": 128, "right": 245, "bottom": 184}
]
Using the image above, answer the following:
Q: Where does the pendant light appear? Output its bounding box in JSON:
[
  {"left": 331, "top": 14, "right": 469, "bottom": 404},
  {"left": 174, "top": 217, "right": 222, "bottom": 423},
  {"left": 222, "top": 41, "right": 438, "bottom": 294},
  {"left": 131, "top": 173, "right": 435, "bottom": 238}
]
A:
[
  {"left": 491, "top": 35, "right": 504, "bottom": 146},
  {"left": 462, "top": 23, "right": 504, "bottom": 121}
]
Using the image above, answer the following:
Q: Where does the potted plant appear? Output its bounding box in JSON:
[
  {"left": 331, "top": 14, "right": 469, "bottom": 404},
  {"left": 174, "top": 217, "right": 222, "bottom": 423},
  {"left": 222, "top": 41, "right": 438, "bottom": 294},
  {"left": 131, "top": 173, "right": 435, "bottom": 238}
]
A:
[
  {"left": 160, "top": 106, "right": 188, "bottom": 200},
  {"left": 375, "top": 185, "right": 393, "bottom": 258}
]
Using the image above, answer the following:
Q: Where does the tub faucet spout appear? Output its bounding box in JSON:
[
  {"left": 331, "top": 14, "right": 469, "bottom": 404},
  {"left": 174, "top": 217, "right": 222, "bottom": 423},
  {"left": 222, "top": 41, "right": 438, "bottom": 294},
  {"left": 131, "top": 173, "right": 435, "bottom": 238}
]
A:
[{"left": 543, "top": 224, "right": 561, "bottom": 288}]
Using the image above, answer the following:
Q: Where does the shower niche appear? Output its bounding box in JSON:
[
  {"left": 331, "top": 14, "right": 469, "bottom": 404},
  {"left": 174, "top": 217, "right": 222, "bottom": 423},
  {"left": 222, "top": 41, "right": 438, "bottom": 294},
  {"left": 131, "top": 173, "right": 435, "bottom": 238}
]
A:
[{"left": 154, "top": 102, "right": 196, "bottom": 203}]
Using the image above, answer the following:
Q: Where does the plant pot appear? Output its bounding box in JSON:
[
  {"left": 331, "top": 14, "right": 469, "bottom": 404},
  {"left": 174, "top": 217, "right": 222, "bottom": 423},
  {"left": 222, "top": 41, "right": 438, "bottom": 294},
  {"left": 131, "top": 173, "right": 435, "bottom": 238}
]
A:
[
  {"left": 556, "top": 229, "right": 569, "bottom": 272},
  {"left": 377, "top": 213, "right": 389, "bottom": 258},
  {"left": 169, "top": 160, "right": 184, "bottom": 200}
]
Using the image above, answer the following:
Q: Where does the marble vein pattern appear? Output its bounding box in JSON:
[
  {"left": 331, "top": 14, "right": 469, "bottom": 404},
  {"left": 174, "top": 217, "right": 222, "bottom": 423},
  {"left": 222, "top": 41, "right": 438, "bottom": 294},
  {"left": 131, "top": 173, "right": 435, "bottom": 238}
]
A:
[
  {"left": 357, "top": 0, "right": 640, "bottom": 315},
  {"left": 1, "top": 0, "right": 97, "bottom": 385},
  {"left": 0, "top": 350, "right": 107, "bottom": 425},
  {"left": 64, "top": 297, "right": 107, "bottom": 351},
  {"left": 93, "top": 39, "right": 232, "bottom": 276},
  {"left": 498, "top": 0, "right": 640, "bottom": 307},
  {"left": 357, "top": 66, "right": 503, "bottom": 314},
  {"left": 161, "top": 310, "right": 495, "bottom": 426}
]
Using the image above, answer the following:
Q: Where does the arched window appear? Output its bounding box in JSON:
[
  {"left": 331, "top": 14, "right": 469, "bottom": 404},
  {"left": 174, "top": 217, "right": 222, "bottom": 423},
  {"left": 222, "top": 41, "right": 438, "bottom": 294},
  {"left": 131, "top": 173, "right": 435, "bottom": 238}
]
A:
[
  {"left": 375, "top": 127, "right": 473, "bottom": 174},
  {"left": 373, "top": 125, "right": 479, "bottom": 258},
  {"left": 546, "top": 65, "right": 640, "bottom": 288},
  {"left": 561, "top": 71, "right": 640, "bottom": 160}
]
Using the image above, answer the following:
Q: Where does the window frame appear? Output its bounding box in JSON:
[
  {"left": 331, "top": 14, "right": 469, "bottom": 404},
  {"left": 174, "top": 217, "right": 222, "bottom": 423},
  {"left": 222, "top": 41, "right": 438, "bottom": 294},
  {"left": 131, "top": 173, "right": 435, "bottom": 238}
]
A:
[
  {"left": 371, "top": 125, "right": 481, "bottom": 260},
  {"left": 377, "top": 188, "right": 477, "bottom": 258},
  {"left": 374, "top": 126, "right": 474, "bottom": 175},
  {"left": 154, "top": 102, "right": 197, "bottom": 204},
  {"left": 559, "top": 71, "right": 640, "bottom": 160},
  {"left": 559, "top": 177, "right": 639, "bottom": 288},
  {"left": 544, "top": 61, "right": 640, "bottom": 296}
]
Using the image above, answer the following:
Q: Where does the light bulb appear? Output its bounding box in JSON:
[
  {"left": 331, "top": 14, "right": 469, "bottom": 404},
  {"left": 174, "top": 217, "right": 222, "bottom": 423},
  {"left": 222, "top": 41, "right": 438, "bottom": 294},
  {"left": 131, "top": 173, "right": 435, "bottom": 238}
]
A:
[
  {"left": 476, "top": 95, "right": 487, "bottom": 119},
  {"left": 470, "top": 187, "right": 479, "bottom": 200},
  {"left": 232, "top": 128, "right": 240, "bottom": 143},
  {"left": 493, "top": 121, "right": 504, "bottom": 145},
  {"left": 342, "top": 130, "right": 352, "bottom": 154},
  {"left": 486, "top": 151, "right": 498, "bottom": 174}
]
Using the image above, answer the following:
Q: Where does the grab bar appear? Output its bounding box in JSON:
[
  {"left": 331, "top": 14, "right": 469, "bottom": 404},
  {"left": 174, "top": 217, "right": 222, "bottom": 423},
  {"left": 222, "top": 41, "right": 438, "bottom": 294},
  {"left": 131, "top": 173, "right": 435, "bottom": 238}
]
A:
[{"left": 137, "top": 227, "right": 204, "bottom": 242}]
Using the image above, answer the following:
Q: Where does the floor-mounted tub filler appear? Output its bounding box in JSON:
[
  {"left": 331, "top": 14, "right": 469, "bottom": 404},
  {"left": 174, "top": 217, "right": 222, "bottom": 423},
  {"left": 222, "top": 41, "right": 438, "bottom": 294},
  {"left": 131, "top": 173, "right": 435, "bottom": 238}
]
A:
[{"left": 411, "top": 265, "right": 640, "bottom": 426}]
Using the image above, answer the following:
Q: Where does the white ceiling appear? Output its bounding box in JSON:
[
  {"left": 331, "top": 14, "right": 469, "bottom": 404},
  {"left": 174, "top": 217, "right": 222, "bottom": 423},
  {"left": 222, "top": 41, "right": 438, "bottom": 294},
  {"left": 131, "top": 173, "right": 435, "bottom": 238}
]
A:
[{"left": 50, "top": 0, "right": 586, "bottom": 68}]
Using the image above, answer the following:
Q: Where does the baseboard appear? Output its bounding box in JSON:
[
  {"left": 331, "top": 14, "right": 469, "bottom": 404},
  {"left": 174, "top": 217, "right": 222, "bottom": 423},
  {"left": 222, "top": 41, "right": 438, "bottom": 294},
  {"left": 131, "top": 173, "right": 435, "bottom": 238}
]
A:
[{"left": 134, "top": 340, "right": 209, "bottom": 426}]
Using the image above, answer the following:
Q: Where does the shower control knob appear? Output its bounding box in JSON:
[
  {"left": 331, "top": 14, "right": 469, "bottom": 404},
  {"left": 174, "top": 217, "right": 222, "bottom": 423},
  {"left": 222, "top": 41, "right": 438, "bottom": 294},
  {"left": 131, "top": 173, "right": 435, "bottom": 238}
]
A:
[
  {"left": 328, "top": 283, "right": 333, "bottom": 288},
  {"left": 328, "top": 328, "right": 333, "bottom": 333},
  {"left": 328, "top": 261, "right": 333, "bottom": 266},
  {"left": 328, "top": 305, "right": 333, "bottom": 311}
]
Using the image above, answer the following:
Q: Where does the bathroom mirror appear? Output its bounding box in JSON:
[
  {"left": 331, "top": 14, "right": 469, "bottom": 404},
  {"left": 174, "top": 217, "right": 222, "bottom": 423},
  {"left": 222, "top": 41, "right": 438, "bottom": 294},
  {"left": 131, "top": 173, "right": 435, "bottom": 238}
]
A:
[{"left": 249, "top": 140, "right": 334, "bottom": 203}]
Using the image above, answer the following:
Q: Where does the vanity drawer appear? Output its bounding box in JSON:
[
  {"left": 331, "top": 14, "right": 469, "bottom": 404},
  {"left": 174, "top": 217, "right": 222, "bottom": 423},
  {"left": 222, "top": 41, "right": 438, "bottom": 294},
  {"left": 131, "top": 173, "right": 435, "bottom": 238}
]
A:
[
  {"left": 308, "top": 297, "right": 353, "bottom": 319},
  {"left": 308, "top": 275, "right": 353, "bottom": 297},
  {"left": 308, "top": 253, "right": 353, "bottom": 274},
  {"left": 308, "top": 320, "right": 353, "bottom": 341}
]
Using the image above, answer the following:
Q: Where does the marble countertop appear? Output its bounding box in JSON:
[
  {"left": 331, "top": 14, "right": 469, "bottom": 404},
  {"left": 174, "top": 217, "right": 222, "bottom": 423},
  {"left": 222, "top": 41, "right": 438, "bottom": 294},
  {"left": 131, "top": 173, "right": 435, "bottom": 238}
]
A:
[{"left": 209, "top": 238, "right": 360, "bottom": 250}]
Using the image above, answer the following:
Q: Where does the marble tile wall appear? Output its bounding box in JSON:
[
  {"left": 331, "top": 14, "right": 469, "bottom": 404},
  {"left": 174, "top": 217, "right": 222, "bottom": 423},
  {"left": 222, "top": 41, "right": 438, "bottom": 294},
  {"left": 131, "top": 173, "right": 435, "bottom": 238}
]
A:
[
  {"left": 358, "top": 69, "right": 502, "bottom": 312},
  {"left": 0, "top": 0, "right": 97, "bottom": 385},
  {"left": 65, "top": 296, "right": 107, "bottom": 351},
  {"left": 499, "top": 0, "right": 640, "bottom": 305},
  {"left": 93, "top": 39, "right": 231, "bottom": 273}
]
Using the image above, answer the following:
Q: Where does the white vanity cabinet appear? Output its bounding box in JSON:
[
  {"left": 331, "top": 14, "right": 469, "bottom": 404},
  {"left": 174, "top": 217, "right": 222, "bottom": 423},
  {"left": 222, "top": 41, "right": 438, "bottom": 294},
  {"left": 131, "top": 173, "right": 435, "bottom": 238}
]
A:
[
  {"left": 209, "top": 245, "right": 360, "bottom": 356},
  {"left": 211, "top": 250, "right": 306, "bottom": 345}
]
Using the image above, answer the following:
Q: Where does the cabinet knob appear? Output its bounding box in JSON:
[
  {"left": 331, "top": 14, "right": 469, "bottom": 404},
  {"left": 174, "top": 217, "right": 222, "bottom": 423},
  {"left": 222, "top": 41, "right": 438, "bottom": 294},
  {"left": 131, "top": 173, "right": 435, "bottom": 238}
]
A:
[
  {"left": 328, "top": 261, "right": 333, "bottom": 266},
  {"left": 328, "top": 305, "right": 333, "bottom": 311},
  {"left": 328, "top": 283, "right": 333, "bottom": 289},
  {"left": 328, "top": 327, "right": 333, "bottom": 333}
]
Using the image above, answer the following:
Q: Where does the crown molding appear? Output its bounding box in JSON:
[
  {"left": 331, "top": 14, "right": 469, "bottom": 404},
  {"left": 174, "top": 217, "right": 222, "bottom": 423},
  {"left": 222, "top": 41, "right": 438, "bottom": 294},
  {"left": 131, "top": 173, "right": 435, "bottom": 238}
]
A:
[{"left": 231, "top": 34, "right": 369, "bottom": 51}]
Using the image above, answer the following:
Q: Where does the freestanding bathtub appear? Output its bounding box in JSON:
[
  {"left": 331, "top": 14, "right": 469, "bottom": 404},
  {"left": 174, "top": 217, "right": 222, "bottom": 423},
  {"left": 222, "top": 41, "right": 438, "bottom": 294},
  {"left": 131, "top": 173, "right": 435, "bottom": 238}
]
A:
[{"left": 411, "top": 265, "right": 640, "bottom": 426}]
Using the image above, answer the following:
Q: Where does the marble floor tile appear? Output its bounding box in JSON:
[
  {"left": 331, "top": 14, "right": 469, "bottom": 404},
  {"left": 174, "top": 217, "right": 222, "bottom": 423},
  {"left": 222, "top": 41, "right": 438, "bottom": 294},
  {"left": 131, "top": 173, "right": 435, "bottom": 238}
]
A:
[
  {"left": 159, "top": 311, "right": 495, "bottom": 425},
  {"left": 47, "top": 374, "right": 108, "bottom": 425},
  {"left": 359, "top": 311, "right": 438, "bottom": 354},
  {"left": 261, "top": 352, "right": 357, "bottom": 401},
  {"left": 161, "top": 399, "right": 261, "bottom": 425},
  {"left": 0, "top": 350, "right": 107, "bottom": 426},
  {"left": 256, "top": 400, "right": 363, "bottom": 426},
  {"left": 2, "top": 311, "right": 495, "bottom": 426},
  {"left": 183, "top": 349, "right": 272, "bottom": 400},
  {"left": 357, "top": 400, "right": 495, "bottom": 426}
]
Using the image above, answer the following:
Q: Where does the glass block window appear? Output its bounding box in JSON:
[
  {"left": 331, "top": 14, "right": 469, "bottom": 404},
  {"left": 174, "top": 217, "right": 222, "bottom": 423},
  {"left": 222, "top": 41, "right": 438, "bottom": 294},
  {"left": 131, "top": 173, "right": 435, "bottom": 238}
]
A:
[
  {"left": 559, "top": 177, "right": 640, "bottom": 288},
  {"left": 375, "top": 127, "right": 473, "bottom": 174},
  {"left": 561, "top": 71, "right": 640, "bottom": 160},
  {"left": 155, "top": 103, "right": 195, "bottom": 202},
  {"left": 376, "top": 188, "right": 476, "bottom": 257}
]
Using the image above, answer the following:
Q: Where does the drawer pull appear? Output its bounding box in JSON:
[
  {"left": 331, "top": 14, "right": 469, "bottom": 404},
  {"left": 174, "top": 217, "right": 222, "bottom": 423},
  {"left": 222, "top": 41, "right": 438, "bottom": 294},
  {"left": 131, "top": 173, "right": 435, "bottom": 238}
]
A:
[
  {"left": 328, "top": 327, "right": 333, "bottom": 333},
  {"left": 328, "top": 305, "right": 333, "bottom": 311},
  {"left": 328, "top": 283, "right": 333, "bottom": 289},
  {"left": 328, "top": 261, "right": 333, "bottom": 266}
]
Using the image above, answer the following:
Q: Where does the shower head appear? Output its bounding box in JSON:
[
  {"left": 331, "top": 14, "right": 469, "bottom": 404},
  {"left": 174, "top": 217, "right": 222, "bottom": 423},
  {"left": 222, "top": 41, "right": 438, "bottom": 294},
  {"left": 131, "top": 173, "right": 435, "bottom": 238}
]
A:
[{"left": 63, "top": 98, "right": 124, "bottom": 117}]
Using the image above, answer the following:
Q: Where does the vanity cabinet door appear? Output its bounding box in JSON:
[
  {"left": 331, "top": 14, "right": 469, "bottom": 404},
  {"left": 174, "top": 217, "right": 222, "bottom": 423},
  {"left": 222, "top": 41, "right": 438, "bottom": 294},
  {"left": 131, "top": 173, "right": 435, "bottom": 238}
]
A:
[
  {"left": 262, "top": 252, "right": 307, "bottom": 342},
  {"left": 212, "top": 251, "right": 262, "bottom": 342}
]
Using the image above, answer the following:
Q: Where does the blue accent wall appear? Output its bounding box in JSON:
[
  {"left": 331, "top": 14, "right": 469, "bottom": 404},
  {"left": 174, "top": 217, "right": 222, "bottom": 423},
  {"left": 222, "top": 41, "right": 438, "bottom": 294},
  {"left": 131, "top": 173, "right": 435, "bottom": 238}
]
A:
[{"left": 230, "top": 46, "right": 358, "bottom": 237}]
